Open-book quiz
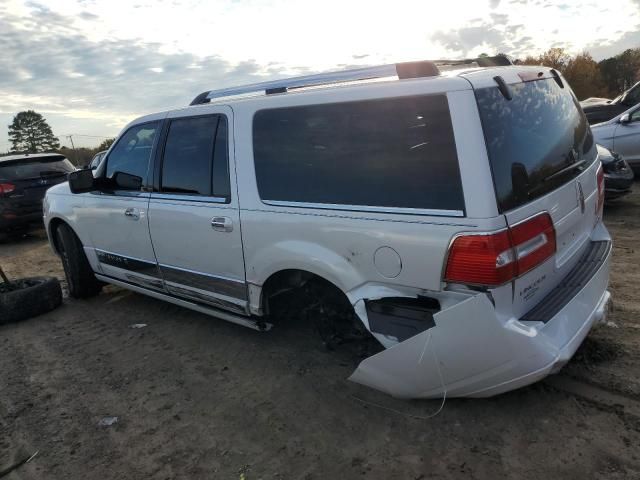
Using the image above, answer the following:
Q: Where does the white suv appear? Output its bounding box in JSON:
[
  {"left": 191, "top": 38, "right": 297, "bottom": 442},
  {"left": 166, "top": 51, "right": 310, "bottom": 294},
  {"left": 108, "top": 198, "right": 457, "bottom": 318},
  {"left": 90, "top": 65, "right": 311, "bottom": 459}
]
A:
[{"left": 44, "top": 57, "right": 612, "bottom": 398}]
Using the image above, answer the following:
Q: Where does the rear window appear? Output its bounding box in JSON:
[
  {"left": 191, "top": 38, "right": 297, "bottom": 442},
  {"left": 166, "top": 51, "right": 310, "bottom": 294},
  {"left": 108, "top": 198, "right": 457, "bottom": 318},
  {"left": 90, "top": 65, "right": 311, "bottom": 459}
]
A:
[
  {"left": 0, "top": 156, "right": 74, "bottom": 180},
  {"left": 475, "top": 76, "right": 596, "bottom": 212},
  {"left": 253, "top": 94, "right": 464, "bottom": 213}
]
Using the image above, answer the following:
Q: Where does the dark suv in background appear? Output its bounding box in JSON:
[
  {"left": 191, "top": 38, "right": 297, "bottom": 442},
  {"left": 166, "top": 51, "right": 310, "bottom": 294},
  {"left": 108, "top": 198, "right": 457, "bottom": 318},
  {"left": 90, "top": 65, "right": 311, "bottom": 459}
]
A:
[
  {"left": 0, "top": 153, "right": 75, "bottom": 237},
  {"left": 581, "top": 81, "right": 640, "bottom": 125}
]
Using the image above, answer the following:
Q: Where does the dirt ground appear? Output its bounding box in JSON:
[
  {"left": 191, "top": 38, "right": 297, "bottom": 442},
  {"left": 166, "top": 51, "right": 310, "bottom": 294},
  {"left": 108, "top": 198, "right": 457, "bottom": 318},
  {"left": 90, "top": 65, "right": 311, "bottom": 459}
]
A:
[{"left": 1, "top": 191, "right": 640, "bottom": 480}]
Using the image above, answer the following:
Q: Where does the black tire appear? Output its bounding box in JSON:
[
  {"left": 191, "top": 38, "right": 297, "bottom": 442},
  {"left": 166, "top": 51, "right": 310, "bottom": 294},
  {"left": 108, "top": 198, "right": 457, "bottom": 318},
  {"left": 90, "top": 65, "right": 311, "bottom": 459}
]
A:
[
  {"left": 0, "top": 277, "right": 62, "bottom": 324},
  {"left": 55, "top": 223, "right": 102, "bottom": 298}
]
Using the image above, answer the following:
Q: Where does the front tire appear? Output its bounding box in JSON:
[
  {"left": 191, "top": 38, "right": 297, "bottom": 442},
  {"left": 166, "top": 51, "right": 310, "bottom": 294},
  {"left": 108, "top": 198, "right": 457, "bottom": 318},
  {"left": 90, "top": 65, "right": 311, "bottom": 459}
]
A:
[{"left": 55, "top": 223, "right": 102, "bottom": 298}]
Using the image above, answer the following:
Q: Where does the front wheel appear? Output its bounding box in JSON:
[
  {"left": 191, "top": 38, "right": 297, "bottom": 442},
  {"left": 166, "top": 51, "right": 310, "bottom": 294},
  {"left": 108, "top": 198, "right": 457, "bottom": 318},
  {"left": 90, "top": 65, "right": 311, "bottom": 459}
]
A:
[{"left": 55, "top": 223, "right": 102, "bottom": 298}]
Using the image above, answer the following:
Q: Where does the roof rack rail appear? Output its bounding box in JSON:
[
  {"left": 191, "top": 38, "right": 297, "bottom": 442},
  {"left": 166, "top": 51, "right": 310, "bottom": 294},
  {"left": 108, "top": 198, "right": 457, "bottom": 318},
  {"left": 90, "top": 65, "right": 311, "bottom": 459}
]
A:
[
  {"left": 189, "top": 55, "right": 512, "bottom": 105},
  {"left": 190, "top": 60, "right": 440, "bottom": 105},
  {"left": 434, "top": 55, "right": 513, "bottom": 68}
]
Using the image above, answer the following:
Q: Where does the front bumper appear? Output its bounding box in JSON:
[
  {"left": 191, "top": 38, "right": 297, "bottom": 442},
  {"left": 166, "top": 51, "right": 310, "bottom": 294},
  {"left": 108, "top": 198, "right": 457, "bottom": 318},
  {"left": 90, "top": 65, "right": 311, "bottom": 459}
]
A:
[
  {"left": 604, "top": 170, "right": 634, "bottom": 200},
  {"left": 349, "top": 239, "right": 612, "bottom": 398}
]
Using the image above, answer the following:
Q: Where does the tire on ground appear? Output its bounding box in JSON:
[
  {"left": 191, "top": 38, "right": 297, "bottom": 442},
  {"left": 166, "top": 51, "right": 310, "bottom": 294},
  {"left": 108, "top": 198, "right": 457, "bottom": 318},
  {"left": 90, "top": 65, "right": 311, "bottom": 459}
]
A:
[
  {"left": 0, "top": 276, "right": 62, "bottom": 324},
  {"left": 55, "top": 223, "right": 103, "bottom": 298}
]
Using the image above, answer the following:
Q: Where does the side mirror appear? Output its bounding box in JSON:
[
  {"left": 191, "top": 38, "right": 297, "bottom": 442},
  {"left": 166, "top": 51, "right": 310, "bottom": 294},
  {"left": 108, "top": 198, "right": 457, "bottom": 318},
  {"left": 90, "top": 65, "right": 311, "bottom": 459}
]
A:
[
  {"left": 68, "top": 169, "right": 95, "bottom": 194},
  {"left": 620, "top": 113, "right": 631, "bottom": 124},
  {"left": 113, "top": 171, "right": 142, "bottom": 190}
]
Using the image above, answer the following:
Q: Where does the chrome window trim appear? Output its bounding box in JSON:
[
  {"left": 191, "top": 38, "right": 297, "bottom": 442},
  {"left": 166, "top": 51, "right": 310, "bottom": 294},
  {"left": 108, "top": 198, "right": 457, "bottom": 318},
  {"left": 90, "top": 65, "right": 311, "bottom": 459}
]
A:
[
  {"left": 150, "top": 193, "right": 228, "bottom": 203},
  {"left": 261, "top": 200, "right": 464, "bottom": 217},
  {"left": 92, "top": 190, "right": 150, "bottom": 198}
]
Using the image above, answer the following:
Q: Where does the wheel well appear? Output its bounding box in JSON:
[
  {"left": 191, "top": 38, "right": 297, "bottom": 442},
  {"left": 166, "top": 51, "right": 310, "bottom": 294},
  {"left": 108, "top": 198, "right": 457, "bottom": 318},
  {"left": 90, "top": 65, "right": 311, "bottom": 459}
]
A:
[
  {"left": 260, "top": 269, "right": 383, "bottom": 356},
  {"left": 48, "top": 218, "right": 66, "bottom": 254},
  {"left": 260, "top": 269, "right": 349, "bottom": 317}
]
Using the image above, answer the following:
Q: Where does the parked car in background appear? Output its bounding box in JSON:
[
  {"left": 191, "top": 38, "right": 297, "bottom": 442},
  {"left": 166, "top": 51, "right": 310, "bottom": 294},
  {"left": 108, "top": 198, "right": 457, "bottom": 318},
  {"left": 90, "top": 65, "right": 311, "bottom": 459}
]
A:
[
  {"left": 89, "top": 150, "right": 106, "bottom": 171},
  {"left": 0, "top": 153, "right": 75, "bottom": 237},
  {"left": 592, "top": 104, "right": 640, "bottom": 174},
  {"left": 597, "top": 144, "right": 634, "bottom": 200},
  {"left": 581, "top": 81, "right": 640, "bottom": 125},
  {"left": 45, "top": 60, "right": 611, "bottom": 399}
]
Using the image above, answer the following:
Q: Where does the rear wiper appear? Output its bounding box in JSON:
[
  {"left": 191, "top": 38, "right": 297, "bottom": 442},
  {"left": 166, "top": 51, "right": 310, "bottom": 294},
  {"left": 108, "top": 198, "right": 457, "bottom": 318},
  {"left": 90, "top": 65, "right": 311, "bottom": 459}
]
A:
[{"left": 541, "top": 159, "right": 586, "bottom": 183}]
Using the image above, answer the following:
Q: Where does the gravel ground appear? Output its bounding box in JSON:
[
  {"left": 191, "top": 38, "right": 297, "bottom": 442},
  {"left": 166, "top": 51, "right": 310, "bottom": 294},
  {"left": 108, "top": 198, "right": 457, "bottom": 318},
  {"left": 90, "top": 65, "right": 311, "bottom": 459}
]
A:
[{"left": 1, "top": 190, "right": 639, "bottom": 479}]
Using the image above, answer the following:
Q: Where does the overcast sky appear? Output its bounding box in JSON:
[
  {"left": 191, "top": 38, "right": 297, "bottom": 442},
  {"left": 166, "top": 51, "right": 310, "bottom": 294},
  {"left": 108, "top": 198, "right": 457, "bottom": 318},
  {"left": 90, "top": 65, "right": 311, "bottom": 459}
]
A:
[{"left": 1, "top": 0, "right": 639, "bottom": 150}]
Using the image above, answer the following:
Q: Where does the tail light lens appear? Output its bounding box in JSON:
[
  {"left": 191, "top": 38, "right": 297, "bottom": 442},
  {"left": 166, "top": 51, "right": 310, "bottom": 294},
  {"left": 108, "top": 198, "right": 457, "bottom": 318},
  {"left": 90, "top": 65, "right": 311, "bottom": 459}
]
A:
[
  {"left": 445, "top": 212, "right": 556, "bottom": 287},
  {"left": 596, "top": 164, "right": 604, "bottom": 219},
  {"left": 0, "top": 183, "right": 15, "bottom": 196}
]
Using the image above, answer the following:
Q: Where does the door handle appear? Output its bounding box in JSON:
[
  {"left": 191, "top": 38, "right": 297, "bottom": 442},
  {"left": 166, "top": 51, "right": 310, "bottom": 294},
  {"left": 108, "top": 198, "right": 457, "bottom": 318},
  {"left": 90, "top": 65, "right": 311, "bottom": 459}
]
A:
[
  {"left": 124, "top": 207, "right": 140, "bottom": 220},
  {"left": 211, "top": 216, "right": 233, "bottom": 232}
]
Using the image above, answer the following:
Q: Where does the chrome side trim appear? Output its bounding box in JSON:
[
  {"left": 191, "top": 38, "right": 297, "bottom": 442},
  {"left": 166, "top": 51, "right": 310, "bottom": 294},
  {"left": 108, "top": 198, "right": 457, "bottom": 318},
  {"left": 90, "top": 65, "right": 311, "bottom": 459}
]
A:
[
  {"left": 125, "top": 273, "right": 165, "bottom": 291},
  {"left": 165, "top": 282, "right": 247, "bottom": 315},
  {"left": 261, "top": 200, "right": 464, "bottom": 217},
  {"left": 95, "top": 274, "right": 271, "bottom": 331},
  {"left": 95, "top": 248, "right": 162, "bottom": 278},
  {"left": 159, "top": 263, "right": 247, "bottom": 300},
  {"left": 150, "top": 193, "right": 228, "bottom": 204}
]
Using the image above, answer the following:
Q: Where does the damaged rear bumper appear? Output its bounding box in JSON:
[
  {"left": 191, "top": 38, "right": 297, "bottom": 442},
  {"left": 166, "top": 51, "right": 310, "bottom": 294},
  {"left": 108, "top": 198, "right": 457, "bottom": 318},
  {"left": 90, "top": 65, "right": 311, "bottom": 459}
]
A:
[{"left": 348, "top": 240, "right": 612, "bottom": 398}]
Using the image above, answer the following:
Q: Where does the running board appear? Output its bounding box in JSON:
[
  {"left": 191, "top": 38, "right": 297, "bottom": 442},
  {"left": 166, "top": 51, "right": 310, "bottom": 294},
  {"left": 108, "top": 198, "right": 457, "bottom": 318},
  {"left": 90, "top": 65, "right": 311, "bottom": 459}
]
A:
[{"left": 95, "top": 274, "right": 272, "bottom": 332}]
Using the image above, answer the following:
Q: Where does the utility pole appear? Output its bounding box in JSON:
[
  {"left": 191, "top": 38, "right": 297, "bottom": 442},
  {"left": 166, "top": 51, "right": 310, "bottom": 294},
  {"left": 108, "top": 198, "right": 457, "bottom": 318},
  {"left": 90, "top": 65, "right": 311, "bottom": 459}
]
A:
[{"left": 66, "top": 135, "right": 77, "bottom": 166}]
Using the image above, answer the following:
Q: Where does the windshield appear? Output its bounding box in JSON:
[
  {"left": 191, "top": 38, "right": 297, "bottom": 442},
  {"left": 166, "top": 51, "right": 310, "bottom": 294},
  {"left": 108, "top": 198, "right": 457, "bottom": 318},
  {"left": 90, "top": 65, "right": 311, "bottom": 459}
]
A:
[
  {"left": 475, "top": 76, "right": 596, "bottom": 212},
  {"left": 0, "top": 156, "right": 75, "bottom": 181}
]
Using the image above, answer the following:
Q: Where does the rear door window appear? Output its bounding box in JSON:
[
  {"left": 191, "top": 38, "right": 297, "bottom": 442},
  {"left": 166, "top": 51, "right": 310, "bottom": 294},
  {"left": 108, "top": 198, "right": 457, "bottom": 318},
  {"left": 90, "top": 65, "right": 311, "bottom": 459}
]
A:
[
  {"left": 253, "top": 94, "right": 464, "bottom": 213},
  {"left": 159, "top": 115, "right": 230, "bottom": 199}
]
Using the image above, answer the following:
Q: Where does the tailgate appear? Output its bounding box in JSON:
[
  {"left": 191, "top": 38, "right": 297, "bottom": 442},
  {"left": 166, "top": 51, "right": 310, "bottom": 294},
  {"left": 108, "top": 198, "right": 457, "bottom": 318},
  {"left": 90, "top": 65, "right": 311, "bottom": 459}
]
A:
[
  {"left": 505, "top": 164, "right": 600, "bottom": 316},
  {"left": 469, "top": 67, "right": 601, "bottom": 316}
]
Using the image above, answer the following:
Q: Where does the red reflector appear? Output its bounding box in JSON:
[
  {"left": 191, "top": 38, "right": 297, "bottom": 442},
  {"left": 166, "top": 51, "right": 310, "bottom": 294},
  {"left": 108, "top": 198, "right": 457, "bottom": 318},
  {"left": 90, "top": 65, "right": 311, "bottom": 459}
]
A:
[
  {"left": 596, "top": 164, "right": 604, "bottom": 218},
  {"left": 0, "top": 183, "right": 15, "bottom": 195},
  {"left": 444, "top": 212, "right": 556, "bottom": 287}
]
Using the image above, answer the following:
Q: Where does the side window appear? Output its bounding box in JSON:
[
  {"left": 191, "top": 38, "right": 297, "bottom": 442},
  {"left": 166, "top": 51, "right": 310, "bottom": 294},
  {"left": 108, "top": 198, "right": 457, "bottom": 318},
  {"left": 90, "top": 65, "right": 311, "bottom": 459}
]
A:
[
  {"left": 630, "top": 109, "right": 640, "bottom": 122},
  {"left": 106, "top": 123, "right": 159, "bottom": 186},
  {"left": 625, "top": 86, "right": 640, "bottom": 106},
  {"left": 160, "top": 115, "right": 230, "bottom": 199},
  {"left": 252, "top": 95, "right": 464, "bottom": 211}
]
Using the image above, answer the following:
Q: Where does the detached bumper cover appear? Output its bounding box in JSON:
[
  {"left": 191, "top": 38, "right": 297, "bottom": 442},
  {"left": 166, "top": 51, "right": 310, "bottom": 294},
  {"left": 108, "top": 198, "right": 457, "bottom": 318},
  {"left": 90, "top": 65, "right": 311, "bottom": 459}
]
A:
[{"left": 349, "top": 240, "right": 612, "bottom": 398}]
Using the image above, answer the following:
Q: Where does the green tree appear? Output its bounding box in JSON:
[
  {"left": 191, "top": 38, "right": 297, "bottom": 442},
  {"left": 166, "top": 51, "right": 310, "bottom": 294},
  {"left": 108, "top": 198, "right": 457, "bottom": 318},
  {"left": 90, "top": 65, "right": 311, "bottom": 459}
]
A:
[
  {"left": 599, "top": 48, "right": 640, "bottom": 96},
  {"left": 563, "top": 52, "right": 608, "bottom": 100},
  {"left": 8, "top": 110, "right": 60, "bottom": 153},
  {"left": 96, "top": 138, "right": 115, "bottom": 151}
]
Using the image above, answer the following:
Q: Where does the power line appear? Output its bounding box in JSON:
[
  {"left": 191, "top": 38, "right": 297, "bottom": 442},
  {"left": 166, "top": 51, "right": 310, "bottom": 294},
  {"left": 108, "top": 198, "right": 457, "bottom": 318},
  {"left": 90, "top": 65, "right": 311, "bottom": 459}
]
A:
[{"left": 58, "top": 134, "right": 114, "bottom": 139}]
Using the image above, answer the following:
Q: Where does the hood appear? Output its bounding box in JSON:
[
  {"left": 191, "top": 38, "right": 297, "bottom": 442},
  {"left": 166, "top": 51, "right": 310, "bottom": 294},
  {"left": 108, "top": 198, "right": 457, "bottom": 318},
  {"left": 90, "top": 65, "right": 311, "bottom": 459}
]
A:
[
  {"left": 581, "top": 97, "right": 612, "bottom": 107},
  {"left": 45, "top": 180, "right": 71, "bottom": 195},
  {"left": 596, "top": 144, "right": 616, "bottom": 164},
  {"left": 581, "top": 100, "right": 615, "bottom": 112}
]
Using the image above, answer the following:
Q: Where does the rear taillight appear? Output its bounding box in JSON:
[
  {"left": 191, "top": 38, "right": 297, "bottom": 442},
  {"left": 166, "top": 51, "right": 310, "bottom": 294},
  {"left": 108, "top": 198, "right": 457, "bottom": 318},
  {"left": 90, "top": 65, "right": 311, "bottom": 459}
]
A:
[
  {"left": 596, "top": 164, "right": 604, "bottom": 218},
  {"left": 0, "top": 183, "right": 15, "bottom": 196},
  {"left": 444, "top": 212, "right": 556, "bottom": 287}
]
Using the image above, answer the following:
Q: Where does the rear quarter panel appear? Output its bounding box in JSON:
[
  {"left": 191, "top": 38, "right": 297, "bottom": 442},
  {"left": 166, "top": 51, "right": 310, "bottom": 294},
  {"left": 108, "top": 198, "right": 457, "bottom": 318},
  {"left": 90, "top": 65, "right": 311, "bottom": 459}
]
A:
[{"left": 231, "top": 78, "right": 505, "bottom": 302}]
